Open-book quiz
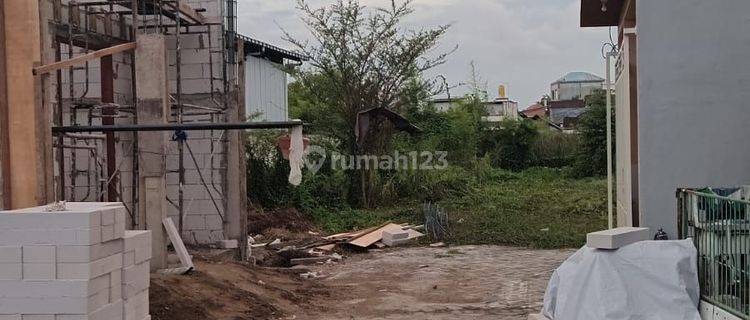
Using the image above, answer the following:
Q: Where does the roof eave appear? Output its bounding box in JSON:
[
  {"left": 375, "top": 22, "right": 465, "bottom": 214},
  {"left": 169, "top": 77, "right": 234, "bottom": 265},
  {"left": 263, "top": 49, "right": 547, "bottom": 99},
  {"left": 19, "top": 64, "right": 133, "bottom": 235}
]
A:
[{"left": 580, "top": 0, "right": 624, "bottom": 27}]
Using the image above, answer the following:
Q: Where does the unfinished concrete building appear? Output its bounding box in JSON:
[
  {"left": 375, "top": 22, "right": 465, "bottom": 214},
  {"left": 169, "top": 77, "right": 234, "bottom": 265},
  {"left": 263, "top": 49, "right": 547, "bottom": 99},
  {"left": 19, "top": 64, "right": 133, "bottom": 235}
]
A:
[{"left": 0, "top": 0, "right": 304, "bottom": 269}]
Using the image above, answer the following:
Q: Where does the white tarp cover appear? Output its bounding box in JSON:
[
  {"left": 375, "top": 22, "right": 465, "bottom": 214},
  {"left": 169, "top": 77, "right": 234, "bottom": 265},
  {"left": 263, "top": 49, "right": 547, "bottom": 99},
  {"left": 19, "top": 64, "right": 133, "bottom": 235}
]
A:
[{"left": 542, "top": 240, "right": 701, "bottom": 320}]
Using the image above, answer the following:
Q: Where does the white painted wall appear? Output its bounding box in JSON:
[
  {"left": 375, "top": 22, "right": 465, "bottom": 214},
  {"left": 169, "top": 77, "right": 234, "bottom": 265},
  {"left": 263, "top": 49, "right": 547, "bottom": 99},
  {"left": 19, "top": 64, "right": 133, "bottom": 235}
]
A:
[
  {"left": 244, "top": 56, "right": 289, "bottom": 121},
  {"left": 636, "top": 0, "right": 750, "bottom": 238}
]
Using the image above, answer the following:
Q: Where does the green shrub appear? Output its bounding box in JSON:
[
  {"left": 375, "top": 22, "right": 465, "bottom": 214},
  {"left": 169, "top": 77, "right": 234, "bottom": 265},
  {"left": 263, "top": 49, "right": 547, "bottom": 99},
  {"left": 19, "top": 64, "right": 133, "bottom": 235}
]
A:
[
  {"left": 530, "top": 132, "right": 580, "bottom": 168},
  {"left": 479, "top": 119, "right": 539, "bottom": 171}
]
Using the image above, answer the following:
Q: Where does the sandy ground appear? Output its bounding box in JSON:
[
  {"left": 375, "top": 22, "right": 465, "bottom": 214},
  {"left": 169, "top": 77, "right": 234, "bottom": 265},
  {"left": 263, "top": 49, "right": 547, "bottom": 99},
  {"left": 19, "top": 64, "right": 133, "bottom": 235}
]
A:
[
  {"left": 149, "top": 245, "right": 574, "bottom": 320},
  {"left": 297, "top": 245, "right": 575, "bottom": 320}
]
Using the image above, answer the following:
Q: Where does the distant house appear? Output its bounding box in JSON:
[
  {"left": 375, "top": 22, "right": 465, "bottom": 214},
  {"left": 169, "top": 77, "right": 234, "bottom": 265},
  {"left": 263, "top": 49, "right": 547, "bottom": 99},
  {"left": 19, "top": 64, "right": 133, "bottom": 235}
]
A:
[
  {"left": 520, "top": 103, "right": 547, "bottom": 118},
  {"left": 548, "top": 99, "right": 585, "bottom": 129},
  {"left": 483, "top": 97, "right": 519, "bottom": 122},
  {"left": 545, "top": 72, "right": 603, "bottom": 130},
  {"left": 239, "top": 35, "right": 306, "bottom": 121},
  {"left": 431, "top": 85, "right": 518, "bottom": 123},
  {"left": 550, "top": 71, "right": 605, "bottom": 101}
]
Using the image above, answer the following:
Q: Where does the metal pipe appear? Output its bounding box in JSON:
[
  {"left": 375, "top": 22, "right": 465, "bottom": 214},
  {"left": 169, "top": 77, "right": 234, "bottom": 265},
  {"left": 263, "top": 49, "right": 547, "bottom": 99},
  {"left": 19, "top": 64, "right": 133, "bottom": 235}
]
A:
[
  {"left": 175, "top": 0, "right": 186, "bottom": 236},
  {"left": 606, "top": 50, "right": 614, "bottom": 229},
  {"left": 52, "top": 121, "right": 304, "bottom": 133}
]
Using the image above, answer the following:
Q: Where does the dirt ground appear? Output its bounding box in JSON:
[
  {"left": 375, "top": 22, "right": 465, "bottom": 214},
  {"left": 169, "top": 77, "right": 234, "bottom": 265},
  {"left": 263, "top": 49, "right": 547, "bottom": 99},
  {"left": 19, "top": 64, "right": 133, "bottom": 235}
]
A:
[
  {"left": 298, "top": 245, "right": 573, "bottom": 320},
  {"left": 150, "top": 245, "right": 573, "bottom": 320}
]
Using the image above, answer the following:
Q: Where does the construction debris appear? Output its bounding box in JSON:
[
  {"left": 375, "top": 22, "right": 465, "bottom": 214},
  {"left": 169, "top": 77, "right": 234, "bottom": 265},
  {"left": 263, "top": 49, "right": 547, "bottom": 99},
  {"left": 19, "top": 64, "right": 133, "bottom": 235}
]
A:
[
  {"left": 162, "top": 218, "right": 195, "bottom": 273},
  {"left": 250, "top": 220, "right": 425, "bottom": 268}
]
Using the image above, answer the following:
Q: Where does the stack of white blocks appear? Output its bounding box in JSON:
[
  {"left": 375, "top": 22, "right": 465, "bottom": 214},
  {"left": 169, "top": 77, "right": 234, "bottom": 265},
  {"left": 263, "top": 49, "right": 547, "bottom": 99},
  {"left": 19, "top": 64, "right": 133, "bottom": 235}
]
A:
[{"left": 0, "top": 202, "right": 151, "bottom": 320}]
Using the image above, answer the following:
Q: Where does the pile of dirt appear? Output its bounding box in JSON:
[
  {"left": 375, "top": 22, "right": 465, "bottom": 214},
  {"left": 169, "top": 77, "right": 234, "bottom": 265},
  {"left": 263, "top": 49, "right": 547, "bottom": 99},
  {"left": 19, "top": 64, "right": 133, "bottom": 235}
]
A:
[
  {"left": 150, "top": 253, "right": 331, "bottom": 320},
  {"left": 247, "top": 207, "right": 315, "bottom": 237}
]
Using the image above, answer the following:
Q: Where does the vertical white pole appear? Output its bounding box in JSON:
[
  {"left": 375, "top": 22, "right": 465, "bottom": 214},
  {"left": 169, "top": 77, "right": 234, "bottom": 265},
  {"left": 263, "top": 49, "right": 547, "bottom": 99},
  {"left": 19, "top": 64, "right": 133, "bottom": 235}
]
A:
[{"left": 606, "top": 52, "right": 614, "bottom": 229}]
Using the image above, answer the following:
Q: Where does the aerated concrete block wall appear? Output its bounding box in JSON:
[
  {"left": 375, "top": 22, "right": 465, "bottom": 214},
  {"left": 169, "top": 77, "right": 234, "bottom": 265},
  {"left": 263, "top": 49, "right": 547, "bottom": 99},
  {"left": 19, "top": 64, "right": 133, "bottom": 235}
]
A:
[
  {"left": 165, "top": 125, "right": 228, "bottom": 244},
  {"left": 52, "top": 0, "right": 236, "bottom": 245},
  {"left": 0, "top": 202, "right": 151, "bottom": 320}
]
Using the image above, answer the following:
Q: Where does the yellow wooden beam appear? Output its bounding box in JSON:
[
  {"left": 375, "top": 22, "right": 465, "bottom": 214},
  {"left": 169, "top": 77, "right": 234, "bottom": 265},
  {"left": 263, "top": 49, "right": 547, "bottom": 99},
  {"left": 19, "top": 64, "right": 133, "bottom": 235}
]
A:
[{"left": 33, "top": 42, "right": 136, "bottom": 75}]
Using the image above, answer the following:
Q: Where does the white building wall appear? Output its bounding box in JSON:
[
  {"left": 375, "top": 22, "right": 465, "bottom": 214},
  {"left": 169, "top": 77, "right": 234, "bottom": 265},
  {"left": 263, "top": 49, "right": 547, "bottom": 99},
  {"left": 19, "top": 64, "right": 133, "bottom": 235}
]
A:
[
  {"left": 636, "top": 0, "right": 750, "bottom": 238},
  {"left": 245, "top": 56, "right": 289, "bottom": 121}
]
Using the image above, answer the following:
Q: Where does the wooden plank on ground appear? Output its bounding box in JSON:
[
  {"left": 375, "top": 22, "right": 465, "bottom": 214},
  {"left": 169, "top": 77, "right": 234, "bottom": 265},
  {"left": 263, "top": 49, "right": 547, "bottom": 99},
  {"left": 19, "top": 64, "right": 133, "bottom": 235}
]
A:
[
  {"left": 406, "top": 229, "right": 425, "bottom": 240},
  {"left": 348, "top": 223, "right": 403, "bottom": 248},
  {"left": 162, "top": 217, "right": 195, "bottom": 271},
  {"left": 33, "top": 42, "right": 136, "bottom": 75},
  {"left": 315, "top": 244, "right": 336, "bottom": 251}
]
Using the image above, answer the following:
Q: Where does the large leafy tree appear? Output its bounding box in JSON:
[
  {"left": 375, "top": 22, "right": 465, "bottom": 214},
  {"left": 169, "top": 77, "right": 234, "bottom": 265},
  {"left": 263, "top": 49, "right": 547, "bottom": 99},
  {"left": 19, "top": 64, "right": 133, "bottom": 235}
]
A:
[
  {"left": 573, "top": 89, "right": 615, "bottom": 177},
  {"left": 285, "top": 0, "right": 453, "bottom": 206}
]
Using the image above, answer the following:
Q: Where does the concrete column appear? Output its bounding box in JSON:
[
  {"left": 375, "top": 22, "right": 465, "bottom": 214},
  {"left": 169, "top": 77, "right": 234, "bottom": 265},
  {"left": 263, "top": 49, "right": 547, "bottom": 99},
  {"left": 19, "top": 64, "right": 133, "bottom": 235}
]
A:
[
  {"left": 1, "top": 0, "right": 53, "bottom": 208},
  {"left": 226, "top": 40, "right": 248, "bottom": 260},
  {"left": 134, "top": 34, "right": 169, "bottom": 270}
]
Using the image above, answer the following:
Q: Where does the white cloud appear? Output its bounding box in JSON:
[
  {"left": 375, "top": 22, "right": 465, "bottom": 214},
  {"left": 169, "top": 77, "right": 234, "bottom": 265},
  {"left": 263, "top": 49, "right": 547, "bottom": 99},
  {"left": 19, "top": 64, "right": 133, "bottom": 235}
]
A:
[{"left": 236, "top": 0, "right": 610, "bottom": 108}]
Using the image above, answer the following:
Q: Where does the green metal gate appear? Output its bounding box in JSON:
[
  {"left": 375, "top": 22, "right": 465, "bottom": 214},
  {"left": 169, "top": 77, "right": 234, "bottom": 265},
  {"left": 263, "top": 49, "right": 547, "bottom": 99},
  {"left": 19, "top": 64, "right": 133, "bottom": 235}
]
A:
[{"left": 678, "top": 188, "right": 750, "bottom": 319}]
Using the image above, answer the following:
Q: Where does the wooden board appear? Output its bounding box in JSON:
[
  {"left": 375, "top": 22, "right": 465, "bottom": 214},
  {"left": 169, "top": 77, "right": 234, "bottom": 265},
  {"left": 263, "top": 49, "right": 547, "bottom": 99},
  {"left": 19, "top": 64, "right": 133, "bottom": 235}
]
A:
[
  {"left": 162, "top": 217, "right": 195, "bottom": 271},
  {"left": 315, "top": 244, "right": 336, "bottom": 251},
  {"left": 33, "top": 42, "right": 136, "bottom": 75},
  {"left": 406, "top": 229, "right": 425, "bottom": 240},
  {"left": 348, "top": 223, "right": 404, "bottom": 248}
]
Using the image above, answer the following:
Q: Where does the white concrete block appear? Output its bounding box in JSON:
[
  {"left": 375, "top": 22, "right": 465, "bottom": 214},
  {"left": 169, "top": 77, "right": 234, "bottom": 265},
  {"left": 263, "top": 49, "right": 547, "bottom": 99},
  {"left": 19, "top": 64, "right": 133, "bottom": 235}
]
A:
[
  {"left": 0, "top": 247, "right": 21, "bottom": 263},
  {"left": 22, "top": 246, "right": 55, "bottom": 263},
  {"left": 114, "top": 221, "right": 125, "bottom": 240},
  {"left": 0, "top": 208, "right": 100, "bottom": 229},
  {"left": 21, "top": 315, "right": 54, "bottom": 320},
  {"left": 101, "top": 225, "right": 115, "bottom": 243},
  {"left": 89, "top": 300, "right": 123, "bottom": 320},
  {"left": 75, "top": 228, "right": 102, "bottom": 246},
  {"left": 0, "top": 280, "right": 88, "bottom": 298},
  {"left": 382, "top": 230, "right": 411, "bottom": 247},
  {"left": 57, "top": 239, "right": 124, "bottom": 263},
  {"left": 0, "top": 229, "right": 78, "bottom": 246},
  {"left": 123, "top": 231, "right": 150, "bottom": 264},
  {"left": 57, "top": 254, "right": 122, "bottom": 280},
  {"left": 55, "top": 315, "right": 87, "bottom": 320},
  {"left": 217, "top": 240, "right": 237, "bottom": 249},
  {"left": 382, "top": 230, "right": 409, "bottom": 241},
  {"left": 0, "top": 263, "right": 22, "bottom": 280},
  {"left": 101, "top": 209, "right": 115, "bottom": 226},
  {"left": 0, "top": 296, "right": 88, "bottom": 314},
  {"left": 22, "top": 263, "right": 55, "bottom": 280},
  {"left": 122, "top": 251, "right": 135, "bottom": 268},
  {"left": 87, "top": 288, "right": 110, "bottom": 313},
  {"left": 586, "top": 227, "right": 650, "bottom": 250},
  {"left": 88, "top": 274, "right": 111, "bottom": 296},
  {"left": 123, "top": 290, "right": 148, "bottom": 320},
  {"left": 122, "top": 262, "right": 149, "bottom": 299},
  {"left": 110, "top": 270, "right": 122, "bottom": 303}
]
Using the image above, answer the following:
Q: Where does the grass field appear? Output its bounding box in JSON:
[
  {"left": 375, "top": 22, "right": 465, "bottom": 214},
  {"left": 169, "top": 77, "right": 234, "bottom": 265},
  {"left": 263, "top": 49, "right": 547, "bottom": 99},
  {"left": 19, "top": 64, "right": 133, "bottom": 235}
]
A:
[{"left": 306, "top": 167, "right": 607, "bottom": 249}]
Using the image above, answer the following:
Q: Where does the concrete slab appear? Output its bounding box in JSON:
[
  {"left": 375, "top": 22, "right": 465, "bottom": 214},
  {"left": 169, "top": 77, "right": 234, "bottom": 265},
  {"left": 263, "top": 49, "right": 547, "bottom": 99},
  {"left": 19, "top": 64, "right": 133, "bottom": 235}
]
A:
[{"left": 586, "top": 227, "right": 650, "bottom": 250}]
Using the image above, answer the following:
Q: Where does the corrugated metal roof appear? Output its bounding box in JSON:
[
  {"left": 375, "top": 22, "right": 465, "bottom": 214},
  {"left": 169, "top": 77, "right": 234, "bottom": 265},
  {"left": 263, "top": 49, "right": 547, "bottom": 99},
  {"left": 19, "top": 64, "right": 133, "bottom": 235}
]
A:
[
  {"left": 237, "top": 33, "right": 307, "bottom": 62},
  {"left": 553, "top": 72, "right": 604, "bottom": 84}
]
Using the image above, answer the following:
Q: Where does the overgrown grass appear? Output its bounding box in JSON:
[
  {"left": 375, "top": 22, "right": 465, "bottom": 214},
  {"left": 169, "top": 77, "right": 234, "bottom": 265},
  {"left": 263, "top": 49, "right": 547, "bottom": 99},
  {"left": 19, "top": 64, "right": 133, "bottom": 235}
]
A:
[
  {"left": 304, "top": 166, "right": 607, "bottom": 249},
  {"left": 444, "top": 167, "right": 606, "bottom": 248}
]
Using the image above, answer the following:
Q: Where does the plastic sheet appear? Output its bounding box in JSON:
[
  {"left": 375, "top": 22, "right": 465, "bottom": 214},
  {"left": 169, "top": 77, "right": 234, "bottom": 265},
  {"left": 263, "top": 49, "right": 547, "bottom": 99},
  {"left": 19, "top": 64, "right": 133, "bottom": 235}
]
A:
[{"left": 542, "top": 239, "right": 701, "bottom": 320}]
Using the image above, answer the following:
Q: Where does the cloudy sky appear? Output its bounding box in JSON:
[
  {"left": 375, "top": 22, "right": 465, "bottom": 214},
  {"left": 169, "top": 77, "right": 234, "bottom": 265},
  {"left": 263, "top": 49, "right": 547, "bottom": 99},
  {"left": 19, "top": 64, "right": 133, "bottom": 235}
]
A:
[{"left": 237, "top": 0, "right": 611, "bottom": 109}]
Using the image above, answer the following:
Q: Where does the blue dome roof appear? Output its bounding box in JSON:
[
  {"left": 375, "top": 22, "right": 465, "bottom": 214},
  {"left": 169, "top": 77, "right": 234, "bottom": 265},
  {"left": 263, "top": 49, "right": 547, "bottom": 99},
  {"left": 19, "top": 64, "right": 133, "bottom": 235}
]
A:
[{"left": 554, "top": 72, "right": 604, "bottom": 83}]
